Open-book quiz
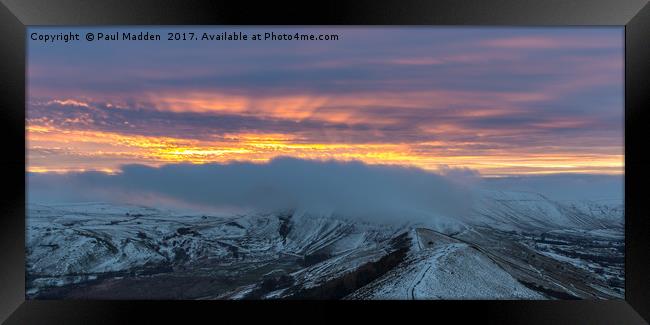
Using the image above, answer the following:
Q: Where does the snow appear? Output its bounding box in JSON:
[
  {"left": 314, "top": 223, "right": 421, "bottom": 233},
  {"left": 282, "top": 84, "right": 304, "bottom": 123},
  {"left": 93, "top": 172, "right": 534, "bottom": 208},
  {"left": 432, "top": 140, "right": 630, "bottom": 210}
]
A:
[
  {"left": 469, "top": 189, "right": 623, "bottom": 232},
  {"left": 348, "top": 230, "right": 543, "bottom": 300},
  {"left": 26, "top": 190, "right": 623, "bottom": 300}
]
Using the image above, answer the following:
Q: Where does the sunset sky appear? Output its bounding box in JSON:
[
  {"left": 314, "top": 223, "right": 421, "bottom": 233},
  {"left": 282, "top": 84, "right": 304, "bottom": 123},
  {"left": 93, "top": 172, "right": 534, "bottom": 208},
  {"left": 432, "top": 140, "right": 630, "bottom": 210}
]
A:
[{"left": 27, "top": 27, "right": 624, "bottom": 176}]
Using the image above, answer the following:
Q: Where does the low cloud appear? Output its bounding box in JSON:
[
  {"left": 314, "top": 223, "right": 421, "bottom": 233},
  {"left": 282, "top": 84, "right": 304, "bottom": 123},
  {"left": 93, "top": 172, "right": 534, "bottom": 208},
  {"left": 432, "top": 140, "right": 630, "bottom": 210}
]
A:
[{"left": 27, "top": 157, "right": 478, "bottom": 224}]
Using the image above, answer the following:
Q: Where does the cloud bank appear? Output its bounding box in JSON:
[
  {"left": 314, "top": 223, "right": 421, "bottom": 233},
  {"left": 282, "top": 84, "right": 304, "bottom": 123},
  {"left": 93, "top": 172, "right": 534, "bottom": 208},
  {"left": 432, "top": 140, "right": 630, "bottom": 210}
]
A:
[{"left": 27, "top": 157, "right": 478, "bottom": 223}]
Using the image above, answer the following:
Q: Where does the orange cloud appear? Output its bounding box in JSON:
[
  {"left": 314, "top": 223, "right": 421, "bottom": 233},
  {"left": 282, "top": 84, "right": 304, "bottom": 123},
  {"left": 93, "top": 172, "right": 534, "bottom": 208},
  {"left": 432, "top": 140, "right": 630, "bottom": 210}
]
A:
[{"left": 26, "top": 122, "right": 623, "bottom": 176}]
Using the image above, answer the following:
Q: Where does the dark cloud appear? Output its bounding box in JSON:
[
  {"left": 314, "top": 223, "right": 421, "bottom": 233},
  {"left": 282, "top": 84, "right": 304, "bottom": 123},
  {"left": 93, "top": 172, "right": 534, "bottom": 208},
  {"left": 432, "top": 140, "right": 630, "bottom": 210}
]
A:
[
  {"left": 27, "top": 158, "right": 623, "bottom": 226},
  {"left": 26, "top": 95, "right": 623, "bottom": 152},
  {"left": 27, "top": 100, "right": 381, "bottom": 142},
  {"left": 28, "top": 157, "right": 476, "bottom": 223},
  {"left": 28, "top": 27, "right": 622, "bottom": 99}
]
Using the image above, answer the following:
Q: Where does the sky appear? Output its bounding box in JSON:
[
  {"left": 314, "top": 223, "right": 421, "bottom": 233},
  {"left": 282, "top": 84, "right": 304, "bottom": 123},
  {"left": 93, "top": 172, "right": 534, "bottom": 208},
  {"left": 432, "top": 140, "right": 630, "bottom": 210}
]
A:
[{"left": 27, "top": 27, "right": 624, "bottom": 176}]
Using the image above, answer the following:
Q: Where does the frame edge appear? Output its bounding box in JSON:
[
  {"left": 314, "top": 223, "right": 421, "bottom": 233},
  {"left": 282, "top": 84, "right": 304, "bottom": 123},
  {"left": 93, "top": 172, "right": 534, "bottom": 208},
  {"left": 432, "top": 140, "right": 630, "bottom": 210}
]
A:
[{"left": 0, "top": 1, "right": 26, "bottom": 324}]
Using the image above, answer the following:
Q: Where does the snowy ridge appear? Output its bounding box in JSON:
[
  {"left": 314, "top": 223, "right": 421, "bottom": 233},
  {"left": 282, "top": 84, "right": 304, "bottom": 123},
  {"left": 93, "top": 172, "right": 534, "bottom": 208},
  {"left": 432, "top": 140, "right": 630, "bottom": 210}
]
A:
[
  {"left": 471, "top": 189, "right": 623, "bottom": 232},
  {"left": 26, "top": 191, "right": 624, "bottom": 299},
  {"left": 347, "top": 228, "right": 542, "bottom": 299}
]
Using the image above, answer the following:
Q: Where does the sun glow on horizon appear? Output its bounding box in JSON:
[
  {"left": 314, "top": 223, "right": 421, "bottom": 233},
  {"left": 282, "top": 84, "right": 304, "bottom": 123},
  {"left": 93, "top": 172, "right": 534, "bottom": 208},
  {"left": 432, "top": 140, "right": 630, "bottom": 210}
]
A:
[{"left": 27, "top": 122, "right": 623, "bottom": 176}]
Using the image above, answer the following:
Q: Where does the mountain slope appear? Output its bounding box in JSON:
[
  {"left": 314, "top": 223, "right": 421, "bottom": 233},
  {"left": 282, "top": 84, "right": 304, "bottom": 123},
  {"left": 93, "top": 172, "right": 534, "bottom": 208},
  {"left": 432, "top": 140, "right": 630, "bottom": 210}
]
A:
[
  {"left": 469, "top": 189, "right": 623, "bottom": 232},
  {"left": 26, "top": 190, "right": 624, "bottom": 300}
]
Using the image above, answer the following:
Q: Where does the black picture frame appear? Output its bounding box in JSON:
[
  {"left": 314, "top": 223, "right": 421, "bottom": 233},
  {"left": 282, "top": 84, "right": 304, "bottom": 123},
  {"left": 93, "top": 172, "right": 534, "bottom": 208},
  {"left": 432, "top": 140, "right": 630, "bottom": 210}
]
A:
[{"left": 1, "top": 0, "right": 649, "bottom": 324}]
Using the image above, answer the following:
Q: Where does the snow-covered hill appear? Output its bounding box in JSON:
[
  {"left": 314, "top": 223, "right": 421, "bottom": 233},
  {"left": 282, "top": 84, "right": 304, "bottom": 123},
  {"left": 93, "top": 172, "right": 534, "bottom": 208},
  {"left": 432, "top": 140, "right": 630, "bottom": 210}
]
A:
[
  {"left": 26, "top": 188, "right": 624, "bottom": 300},
  {"left": 347, "top": 229, "right": 543, "bottom": 299},
  {"left": 469, "top": 189, "right": 623, "bottom": 232}
]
